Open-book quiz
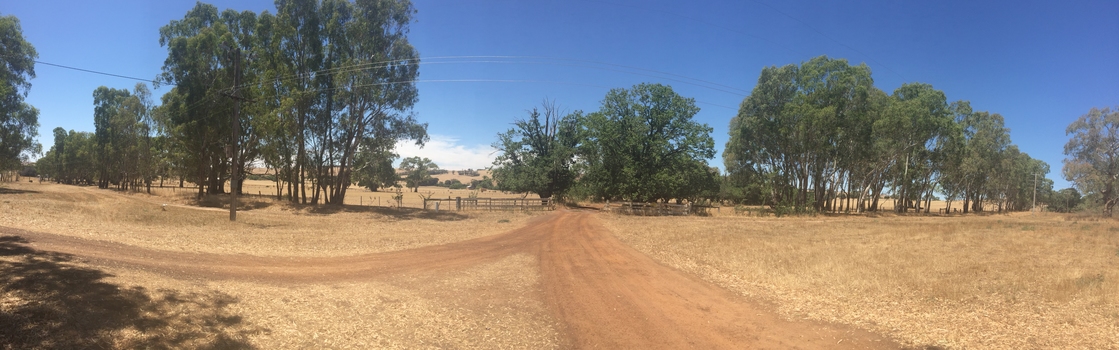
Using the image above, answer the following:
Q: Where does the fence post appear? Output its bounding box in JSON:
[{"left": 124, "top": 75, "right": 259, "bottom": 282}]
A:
[{"left": 456, "top": 197, "right": 461, "bottom": 211}]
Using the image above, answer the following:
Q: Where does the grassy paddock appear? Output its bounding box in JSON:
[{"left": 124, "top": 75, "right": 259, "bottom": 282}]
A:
[
  {"left": 143, "top": 179, "right": 534, "bottom": 209},
  {"left": 0, "top": 181, "right": 539, "bottom": 257},
  {"left": 601, "top": 212, "right": 1119, "bottom": 349}
]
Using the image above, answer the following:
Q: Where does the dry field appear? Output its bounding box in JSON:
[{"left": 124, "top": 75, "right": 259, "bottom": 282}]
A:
[
  {"left": 0, "top": 181, "right": 561, "bottom": 349},
  {"left": 147, "top": 177, "right": 534, "bottom": 210},
  {"left": 0, "top": 181, "right": 537, "bottom": 256},
  {"left": 601, "top": 211, "right": 1119, "bottom": 349},
  {"left": 4, "top": 180, "right": 1114, "bottom": 349}
]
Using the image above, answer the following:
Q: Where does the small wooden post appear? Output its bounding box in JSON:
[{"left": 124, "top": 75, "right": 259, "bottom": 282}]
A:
[{"left": 456, "top": 197, "right": 461, "bottom": 211}]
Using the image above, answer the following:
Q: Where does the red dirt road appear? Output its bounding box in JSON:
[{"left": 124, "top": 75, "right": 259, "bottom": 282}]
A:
[{"left": 1, "top": 210, "right": 899, "bottom": 349}]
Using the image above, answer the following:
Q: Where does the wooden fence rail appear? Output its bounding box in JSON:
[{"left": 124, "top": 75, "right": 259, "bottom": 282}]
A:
[
  {"left": 424, "top": 197, "right": 554, "bottom": 211},
  {"left": 604, "top": 201, "right": 714, "bottom": 216}
]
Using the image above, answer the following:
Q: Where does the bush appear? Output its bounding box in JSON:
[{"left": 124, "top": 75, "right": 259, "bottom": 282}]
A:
[
  {"left": 246, "top": 173, "right": 276, "bottom": 181},
  {"left": 18, "top": 165, "right": 37, "bottom": 177}
]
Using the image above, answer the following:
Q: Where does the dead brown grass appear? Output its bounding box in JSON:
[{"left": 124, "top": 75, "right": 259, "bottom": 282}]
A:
[
  {"left": 0, "top": 240, "right": 560, "bottom": 349},
  {"left": 0, "top": 182, "right": 539, "bottom": 257},
  {"left": 0, "top": 181, "right": 560, "bottom": 349},
  {"left": 601, "top": 212, "right": 1119, "bottom": 349}
]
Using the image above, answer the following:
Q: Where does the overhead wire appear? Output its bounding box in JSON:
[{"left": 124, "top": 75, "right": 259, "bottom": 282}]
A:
[
  {"left": 34, "top": 60, "right": 155, "bottom": 82},
  {"left": 229, "top": 55, "right": 750, "bottom": 97}
]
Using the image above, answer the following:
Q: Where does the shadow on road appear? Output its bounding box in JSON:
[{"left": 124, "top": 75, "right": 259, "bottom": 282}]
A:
[{"left": 0, "top": 235, "right": 260, "bottom": 349}]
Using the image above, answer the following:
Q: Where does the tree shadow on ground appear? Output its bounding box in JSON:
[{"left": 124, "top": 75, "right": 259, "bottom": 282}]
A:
[
  {"left": 0, "top": 235, "right": 261, "bottom": 349},
  {"left": 0, "top": 187, "right": 40, "bottom": 195},
  {"left": 192, "top": 194, "right": 275, "bottom": 211},
  {"left": 301, "top": 204, "right": 471, "bottom": 221}
]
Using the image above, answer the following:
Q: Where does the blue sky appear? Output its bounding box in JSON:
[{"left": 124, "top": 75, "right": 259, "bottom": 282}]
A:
[{"left": 5, "top": 0, "right": 1118, "bottom": 188}]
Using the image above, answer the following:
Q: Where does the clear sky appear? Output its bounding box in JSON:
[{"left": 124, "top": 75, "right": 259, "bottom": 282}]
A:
[{"left": 5, "top": 0, "right": 1118, "bottom": 188}]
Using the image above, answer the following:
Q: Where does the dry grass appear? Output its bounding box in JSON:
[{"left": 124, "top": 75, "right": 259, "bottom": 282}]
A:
[
  {"left": 108, "top": 253, "right": 560, "bottom": 349},
  {"left": 0, "top": 182, "right": 539, "bottom": 257},
  {"left": 1, "top": 181, "right": 561, "bottom": 349},
  {"left": 601, "top": 212, "right": 1119, "bottom": 349},
  {"left": 0, "top": 243, "right": 560, "bottom": 349},
  {"left": 152, "top": 178, "right": 533, "bottom": 209}
]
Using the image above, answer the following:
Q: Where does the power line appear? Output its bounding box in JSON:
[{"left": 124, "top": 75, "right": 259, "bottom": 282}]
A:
[
  {"left": 27, "top": 57, "right": 741, "bottom": 114},
  {"left": 34, "top": 60, "right": 154, "bottom": 82},
  {"left": 235, "top": 55, "right": 750, "bottom": 97},
  {"left": 742, "top": 0, "right": 908, "bottom": 82},
  {"left": 581, "top": 0, "right": 907, "bottom": 82}
]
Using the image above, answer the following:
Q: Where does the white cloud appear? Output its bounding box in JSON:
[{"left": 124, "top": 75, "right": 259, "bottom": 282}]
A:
[{"left": 395, "top": 134, "right": 497, "bottom": 170}]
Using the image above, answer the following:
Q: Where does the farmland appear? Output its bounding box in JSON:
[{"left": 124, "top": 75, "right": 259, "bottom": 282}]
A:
[{"left": 1, "top": 181, "right": 1116, "bottom": 348}]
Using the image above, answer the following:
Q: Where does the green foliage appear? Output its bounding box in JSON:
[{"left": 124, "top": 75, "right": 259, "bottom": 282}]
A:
[
  {"left": 90, "top": 84, "right": 156, "bottom": 190},
  {"left": 726, "top": 55, "right": 1051, "bottom": 214},
  {"left": 353, "top": 140, "right": 399, "bottom": 192},
  {"left": 0, "top": 13, "right": 39, "bottom": 171},
  {"left": 470, "top": 176, "right": 495, "bottom": 190},
  {"left": 1063, "top": 107, "right": 1119, "bottom": 216},
  {"left": 39, "top": 130, "right": 98, "bottom": 185},
  {"left": 577, "top": 83, "right": 716, "bottom": 203},
  {"left": 1048, "top": 188, "right": 1082, "bottom": 213},
  {"left": 726, "top": 56, "right": 878, "bottom": 212},
  {"left": 491, "top": 101, "right": 580, "bottom": 199},
  {"left": 400, "top": 156, "right": 437, "bottom": 192},
  {"left": 151, "top": 0, "right": 426, "bottom": 204}
]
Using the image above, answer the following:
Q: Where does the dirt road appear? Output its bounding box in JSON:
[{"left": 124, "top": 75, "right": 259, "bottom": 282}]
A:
[{"left": 2, "top": 210, "right": 899, "bottom": 349}]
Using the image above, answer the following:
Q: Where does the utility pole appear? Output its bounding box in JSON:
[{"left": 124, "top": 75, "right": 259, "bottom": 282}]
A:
[
  {"left": 1032, "top": 173, "right": 1037, "bottom": 215},
  {"left": 223, "top": 45, "right": 246, "bottom": 221}
]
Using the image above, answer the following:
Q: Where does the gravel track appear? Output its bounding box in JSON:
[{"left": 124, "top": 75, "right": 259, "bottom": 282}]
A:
[{"left": 1, "top": 210, "right": 899, "bottom": 349}]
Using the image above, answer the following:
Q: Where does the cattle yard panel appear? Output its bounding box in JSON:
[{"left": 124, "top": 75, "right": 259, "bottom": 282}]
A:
[
  {"left": 603, "top": 202, "right": 713, "bottom": 216},
  {"left": 424, "top": 197, "right": 554, "bottom": 211}
]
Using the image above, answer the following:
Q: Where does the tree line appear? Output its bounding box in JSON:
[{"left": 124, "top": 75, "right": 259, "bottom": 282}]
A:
[
  {"left": 4, "top": 6, "right": 1115, "bottom": 215},
  {"left": 0, "top": 13, "right": 40, "bottom": 178},
  {"left": 492, "top": 56, "right": 1105, "bottom": 215},
  {"left": 724, "top": 56, "right": 1051, "bottom": 213},
  {"left": 37, "top": 0, "right": 427, "bottom": 206},
  {"left": 492, "top": 83, "right": 719, "bottom": 204}
]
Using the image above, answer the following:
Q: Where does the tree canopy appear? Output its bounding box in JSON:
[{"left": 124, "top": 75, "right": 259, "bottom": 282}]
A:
[
  {"left": 1063, "top": 107, "right": 1119, "bottom": 215},
  {"left": 725, "top": 55, "right": 1052, "bottom": 213},
  {"left": 0, "top": 13, "right": 39, "bottom": 172},
  {"left": 491, "top": 101, "right": 580, "bottom": 199},
  {"left": 576, "top": 83, "right": 716, "bottom": 203}
]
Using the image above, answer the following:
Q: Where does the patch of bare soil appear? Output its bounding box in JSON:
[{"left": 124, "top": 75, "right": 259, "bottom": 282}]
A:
[{"left": 0, "top": 209, "right": 899, "bottom": 349}]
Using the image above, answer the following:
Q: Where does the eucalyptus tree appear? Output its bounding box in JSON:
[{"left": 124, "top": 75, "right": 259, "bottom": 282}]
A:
[
  {"left": 40, "top": 130, "right": 97, "bottom": 185},
  {"left": 492, "top": 101, "right": 581, "bottom": 200},
  {"left": 0, "top": 13, "right": 39, "bottom": 172},
  {"left": 1063, "top": 107, "right": 1119, "bottom": 216},
  {"left": 1049, "top": 188, "right": 1082, "bottom": 213},
  {"left": 726, "top": 56, "right": 878, "bottom": 212},
  {"left": 956, "top": 111, "right": 1011, "bottom": 212},
  {"left": 158, "top": 3, "right": 238, "bottom": 197},
  {"left": 92, "top": 86, "right": 132, "bottom": 188},
  {"left": 272, "top": 0, "right": 324, "bottom": 203},
  {"left": 874, "top": 83, "right": 952, "bottom": 213},
  {"left": 400, "top": 156, "right": 437, "bottom": 192},
  {"left": 352, "top": 135, "right": 400, "bottom": 192},
  {"left": 318, "top": 0, "right": 425, "bottom": 205},
  {"left": 722, "top": 56, "right": 1057, "bottom": 214},
  {"left": 579, "top": 83, "right": 715, "bottom": 202}
]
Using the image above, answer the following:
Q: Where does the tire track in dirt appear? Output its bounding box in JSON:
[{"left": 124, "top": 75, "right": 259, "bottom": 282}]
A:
[{"left": 1, "top": 210, "right": 899, "bottom": 349}]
